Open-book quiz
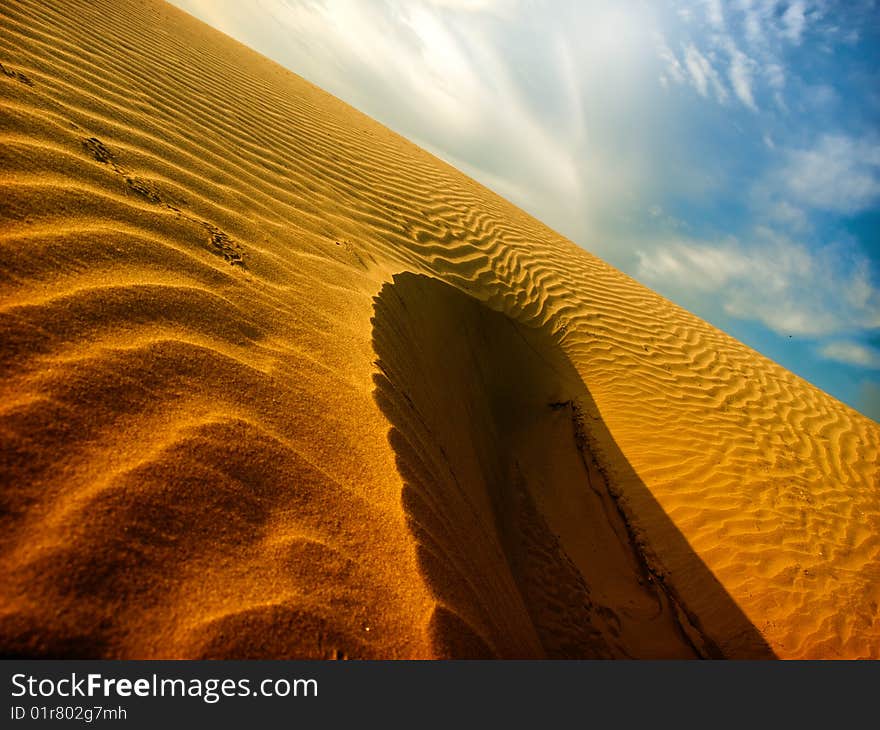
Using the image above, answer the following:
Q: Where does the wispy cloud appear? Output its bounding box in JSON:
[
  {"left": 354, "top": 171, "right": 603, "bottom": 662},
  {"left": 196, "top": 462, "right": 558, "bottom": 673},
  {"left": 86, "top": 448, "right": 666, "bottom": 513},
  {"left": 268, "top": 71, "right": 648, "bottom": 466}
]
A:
[
  {"left": 703, "top": 0, "right": 725, "bottom": 29},
  {"left": 658, "top": 0, "right": 838, "bottom": 112},
  {"left": 636, "top": 232, "right": 880, "bottom": 337},
  {"left": 777, "top": 135, "right": 880, "bottom": 214},
  {"left": 820, "top": 341, "right": 880, "bottom": 368},
  {"left": 656, "top": 32, "right": 686, "bottom": 85},
  {"left": 737, "top": 0, "right": 772, "bottom": 45},
  {"left": 682, "top": 42, "right": 729, "bottom": 102},
  {"left": 781, "top": 0, "right": 808, "bottom": 44},
  {"left": 736, "top": 0, "right": 815, "bottom": 47},
  {"left": 723, "top": 39, "right": 757, "bottom": 110}
]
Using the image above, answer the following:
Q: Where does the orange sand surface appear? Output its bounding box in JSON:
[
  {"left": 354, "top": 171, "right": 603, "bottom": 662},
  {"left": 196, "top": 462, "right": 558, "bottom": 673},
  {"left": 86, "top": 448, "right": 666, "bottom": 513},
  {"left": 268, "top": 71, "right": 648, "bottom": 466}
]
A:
[{"left": 1, "top": 0, "right": 878, "bottom": 659}]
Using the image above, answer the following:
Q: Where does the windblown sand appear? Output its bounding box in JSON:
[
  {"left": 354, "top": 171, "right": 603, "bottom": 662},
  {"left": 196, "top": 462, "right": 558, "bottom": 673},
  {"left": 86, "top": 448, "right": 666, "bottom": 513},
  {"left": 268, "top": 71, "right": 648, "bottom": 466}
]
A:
[{"left": 1, "top": 0, "right": 878, "bottom": 659}]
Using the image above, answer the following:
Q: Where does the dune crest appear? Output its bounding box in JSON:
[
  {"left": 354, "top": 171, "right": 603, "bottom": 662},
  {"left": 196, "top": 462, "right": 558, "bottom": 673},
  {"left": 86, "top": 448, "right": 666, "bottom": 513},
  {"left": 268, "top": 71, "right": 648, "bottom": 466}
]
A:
[{"left": 0, "top": 0, "right": 878, "bottom": 658}]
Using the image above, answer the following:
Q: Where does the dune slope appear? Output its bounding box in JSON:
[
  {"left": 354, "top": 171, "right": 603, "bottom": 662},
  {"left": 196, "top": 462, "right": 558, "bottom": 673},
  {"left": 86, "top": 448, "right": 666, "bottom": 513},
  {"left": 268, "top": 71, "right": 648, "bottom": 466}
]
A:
[{"left": 0, "top": 0, "right": 878, "bottom": 658}]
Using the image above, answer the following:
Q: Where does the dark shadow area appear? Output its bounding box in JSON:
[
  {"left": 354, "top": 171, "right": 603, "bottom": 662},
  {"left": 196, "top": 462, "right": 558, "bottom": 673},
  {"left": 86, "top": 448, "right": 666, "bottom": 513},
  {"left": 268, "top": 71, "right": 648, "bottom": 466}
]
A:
[{"left": 372, "top": 272, "right": 776, "bottom": 659}]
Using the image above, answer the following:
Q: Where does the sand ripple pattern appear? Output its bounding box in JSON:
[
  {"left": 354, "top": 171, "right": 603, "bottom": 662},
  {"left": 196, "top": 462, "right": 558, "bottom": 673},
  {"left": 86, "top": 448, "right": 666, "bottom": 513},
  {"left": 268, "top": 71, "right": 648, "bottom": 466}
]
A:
[{"left": 0, "top": 0, "right": 878, "bottom": 658}]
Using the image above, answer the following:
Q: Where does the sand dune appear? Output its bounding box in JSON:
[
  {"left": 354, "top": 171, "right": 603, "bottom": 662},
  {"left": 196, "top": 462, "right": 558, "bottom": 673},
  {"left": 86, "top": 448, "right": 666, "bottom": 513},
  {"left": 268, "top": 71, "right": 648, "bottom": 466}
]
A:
[{"left": 0, "top": 0, "right": 878, "bottom": 659}]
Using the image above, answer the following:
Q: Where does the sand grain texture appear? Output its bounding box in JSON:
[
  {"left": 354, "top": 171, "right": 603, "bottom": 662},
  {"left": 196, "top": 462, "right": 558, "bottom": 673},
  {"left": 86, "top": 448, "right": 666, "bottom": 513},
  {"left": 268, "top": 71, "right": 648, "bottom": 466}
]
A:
[{"left": 1, "top": 0, "right": 878, "bottom": 659}]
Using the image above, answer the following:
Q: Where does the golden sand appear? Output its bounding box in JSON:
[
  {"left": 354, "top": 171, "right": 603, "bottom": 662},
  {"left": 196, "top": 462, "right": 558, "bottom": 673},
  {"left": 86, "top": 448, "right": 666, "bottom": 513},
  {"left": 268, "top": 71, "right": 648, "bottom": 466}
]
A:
[{"left": 0, "top": 0, "right": 878, "bottom": 659}]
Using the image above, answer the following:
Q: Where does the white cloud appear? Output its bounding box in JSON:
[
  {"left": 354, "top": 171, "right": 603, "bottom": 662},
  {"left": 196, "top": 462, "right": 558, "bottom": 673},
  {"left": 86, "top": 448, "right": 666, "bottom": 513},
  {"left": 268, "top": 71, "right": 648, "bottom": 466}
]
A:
[
  {"left": 636, "top": 233, "right": 880, "bottom": 337},
  {"left": 764, "top": 62, "right": 785, "bottom": 89},
  {"left": 767, "top": 200, "right": 809, "bottom": 230},
  {"left": 704, "top": 0, "right": 725, "bottom": 29},
  {"left": 820, "top": 341, "right": 880, "bottom": 368},
  {"left": 781, "top": 1, "right": 808, "bottom": 43},
  {"left": 655, "top": 33, "right": 686, "bottom": 84},
  {"left": 803, "top": 83, "right": 838, "bottom": 107},
  {"left": 661, "top": 0, "right": 834, "bottom": 113},
  {"left": 779, "top": 135, "right": 880, "bottom": 214},
  {"left": 683, "top": 43, "right": 710, "bottom": 96},
  {"left": 736, "top": 0, "right": 814, "bottom": 47},
  {"left": 725, "top": 42, "right": 757, "bottom": 109},
  {"left": 682, "top": 42, "right": 728, "bottom": 102},
  {"left": 655, "top": 4, "right": 804, "bottom": 111},
  {"left": 737, "top": 0, "right": 774, "bottom": 45}
]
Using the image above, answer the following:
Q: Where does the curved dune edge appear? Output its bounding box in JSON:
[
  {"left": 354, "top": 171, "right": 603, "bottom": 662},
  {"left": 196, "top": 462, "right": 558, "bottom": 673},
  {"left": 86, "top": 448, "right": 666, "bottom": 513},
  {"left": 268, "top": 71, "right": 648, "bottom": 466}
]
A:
[{"left": 0, "top": 0, "right": 877, "bottom": 658}]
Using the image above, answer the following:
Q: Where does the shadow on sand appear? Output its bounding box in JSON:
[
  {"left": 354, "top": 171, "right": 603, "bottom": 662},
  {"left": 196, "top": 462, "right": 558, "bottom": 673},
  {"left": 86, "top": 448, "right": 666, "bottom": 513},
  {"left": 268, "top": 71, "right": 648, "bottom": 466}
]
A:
[{"left": 372, "top": 272, "right": 775, "bottom": 659}]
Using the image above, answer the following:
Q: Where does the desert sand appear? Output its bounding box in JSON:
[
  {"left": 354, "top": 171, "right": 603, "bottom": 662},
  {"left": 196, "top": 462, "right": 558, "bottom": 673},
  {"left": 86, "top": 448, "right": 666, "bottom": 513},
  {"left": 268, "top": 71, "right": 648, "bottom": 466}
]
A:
[{"left": 0, "top": 0, "right": 878, "bottom": 659}]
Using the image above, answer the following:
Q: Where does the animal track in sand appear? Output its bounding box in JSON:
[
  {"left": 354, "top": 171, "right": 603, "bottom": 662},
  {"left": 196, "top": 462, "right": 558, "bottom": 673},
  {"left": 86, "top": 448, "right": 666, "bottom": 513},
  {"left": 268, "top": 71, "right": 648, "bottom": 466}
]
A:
[
  {"left": 81, "top": 137, "right": 114, "bottom": 165},
  {"left": 205, "top": 223, "right": 245, "bottom": 267},
  {"left": 79, "top": 134, "right": 246, "bottom": 268},
  {"left": 0, "top": 61, "right": 34, "bottom": 87}
]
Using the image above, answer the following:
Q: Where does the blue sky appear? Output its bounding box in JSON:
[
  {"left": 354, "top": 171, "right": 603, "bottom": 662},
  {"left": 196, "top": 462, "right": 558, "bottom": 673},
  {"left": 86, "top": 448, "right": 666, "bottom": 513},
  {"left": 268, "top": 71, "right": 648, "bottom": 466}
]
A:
[{"left": 171, "top": 0, "right": 880, "bottom": 421}]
